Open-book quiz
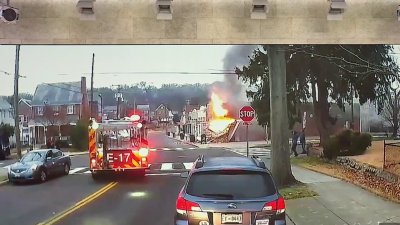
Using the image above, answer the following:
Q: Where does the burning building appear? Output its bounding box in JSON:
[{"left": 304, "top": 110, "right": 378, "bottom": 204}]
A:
[{"left": 206, "top": 45, "right": 267, "bottom": 143}]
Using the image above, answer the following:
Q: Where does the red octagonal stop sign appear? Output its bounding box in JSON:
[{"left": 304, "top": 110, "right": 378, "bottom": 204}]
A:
[{"left": 239, "top": 106, "right": 255, "bottom": 124}]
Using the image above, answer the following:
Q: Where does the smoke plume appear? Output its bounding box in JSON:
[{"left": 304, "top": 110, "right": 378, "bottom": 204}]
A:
[{"left": 211, "top": 45, "right": 259, "bottom": 118}]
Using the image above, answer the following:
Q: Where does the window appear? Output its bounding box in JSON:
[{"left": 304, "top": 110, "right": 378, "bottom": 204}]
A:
[
  {"left": 186, "top": 170, "right": 276, "bottom": 200},
  {"left": 67, "top": 105, "right": 74, "bottom": 115},
  {"left": 52, "top": 150, "right": 62, "bottom": 158},
  {"left": 37, "top": 107, "right": 43, "bottom": 116}
]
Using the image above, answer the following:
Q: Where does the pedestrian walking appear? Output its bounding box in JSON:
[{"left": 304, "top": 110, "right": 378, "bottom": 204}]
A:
[
  {"left": 300, "top": 129, "right": 306, "bottom": 154},
  {"left": 291, "top": 131, "right": 299, "bottom": 157}
]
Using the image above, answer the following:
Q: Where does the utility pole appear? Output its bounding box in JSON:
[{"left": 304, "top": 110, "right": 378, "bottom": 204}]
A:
[
  {"left": 114, "top": 85, "right": 122, "bottom": 119},
  {"left": 13, "top": 45, "right": 21, "bottom": 159},
  {"left": 90, "top": 53, "right": 95, "bottom": 118}
]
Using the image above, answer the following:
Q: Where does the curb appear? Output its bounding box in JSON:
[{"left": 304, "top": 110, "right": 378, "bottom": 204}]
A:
[
  {"left": 66, "top": 152, "right": 88, "bottom": 156},
  {"left": 0, "top": 179, "right": 8, "bottom": 186}
]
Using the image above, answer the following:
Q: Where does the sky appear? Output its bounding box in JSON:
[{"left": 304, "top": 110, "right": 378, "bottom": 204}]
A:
[{"left": 0, "top": 45, "right": 234, "bottom": 96}]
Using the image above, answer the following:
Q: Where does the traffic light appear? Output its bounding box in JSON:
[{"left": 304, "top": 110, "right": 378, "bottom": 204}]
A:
[{"left": 0, "top": 5, "right": 19, "bottom": 23}]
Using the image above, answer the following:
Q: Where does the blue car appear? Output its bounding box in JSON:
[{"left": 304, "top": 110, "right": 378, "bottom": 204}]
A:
[{"left": 8, "top": 149, "right": 71, "bottom": 184}]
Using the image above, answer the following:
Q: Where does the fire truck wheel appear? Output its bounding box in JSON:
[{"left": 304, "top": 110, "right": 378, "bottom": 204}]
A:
[
  {"left": 137, "top": 169, "right": 146, "bottom": 177},
  {"left": 91, "top": 172, "right": 100, "bottom": 180}
]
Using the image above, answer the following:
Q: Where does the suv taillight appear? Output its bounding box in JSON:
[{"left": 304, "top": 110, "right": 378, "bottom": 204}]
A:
[
  {"left": 262, "top": 196, "right": 285, "bottom": 214},
  {"left": 176, "top": 193, "right": 202, "bottom": 213}
]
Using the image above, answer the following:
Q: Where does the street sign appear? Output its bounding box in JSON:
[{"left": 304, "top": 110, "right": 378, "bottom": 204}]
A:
[
  {"left": 239, "top": 106, "right": 255, "bottom": 157},
  {"left": 239, "top": 106, "right": 255, "bottom": 124}
]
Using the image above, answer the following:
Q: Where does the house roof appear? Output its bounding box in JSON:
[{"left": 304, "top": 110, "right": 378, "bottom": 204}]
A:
[
  {"left": 155, "top": 104, "right": 169, "bottom": 112},
  {"left": 137, "top": 104, "right": 150, "bottom": 110},
  {"left": 0, "top": 97, "right": 12, "bottom": 110},
  {"left": 19, "top": 98, "right": 32, "bottom": 107},
  {"left": 31, "top": 82, "right": 82, "bottom": 106}
]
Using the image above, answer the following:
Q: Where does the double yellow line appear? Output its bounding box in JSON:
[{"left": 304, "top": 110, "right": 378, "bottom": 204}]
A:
[{"left": 37, "top": 182, "right": 118, "bottom": 225}]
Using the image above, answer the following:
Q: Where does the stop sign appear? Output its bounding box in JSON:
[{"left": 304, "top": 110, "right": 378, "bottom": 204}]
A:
[{"left": 239, "top": 106, "right": 255, "bottom": 124}]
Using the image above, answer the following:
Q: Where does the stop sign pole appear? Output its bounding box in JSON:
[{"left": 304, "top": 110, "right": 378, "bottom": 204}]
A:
[{"left": 239, "top": 106, "right": 255, "bottom": 157}]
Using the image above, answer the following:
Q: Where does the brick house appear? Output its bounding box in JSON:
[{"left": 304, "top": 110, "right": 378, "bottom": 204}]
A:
[
  {"left": 18, "top": 99, "right": 32, "bottom": 145},
  {"left": 29, "top": 78, "right": 98, "bottom": 146}
]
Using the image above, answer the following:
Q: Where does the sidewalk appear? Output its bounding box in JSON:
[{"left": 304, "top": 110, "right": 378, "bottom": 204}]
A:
[{"left": 260, "top": 156, "right": 400, "bottom": 224}]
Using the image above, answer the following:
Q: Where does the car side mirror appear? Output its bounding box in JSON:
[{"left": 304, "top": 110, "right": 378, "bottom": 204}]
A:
[{"left": 180, "top": 171, "right": 189, "bottom": 178}]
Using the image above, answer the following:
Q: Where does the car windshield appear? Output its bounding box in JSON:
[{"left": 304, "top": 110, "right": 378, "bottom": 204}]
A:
[
  {"left": 186, "top": 170, "right": 276, "bottom": 200},
  {"left": 21, "top": 152, "right": 45, "bottom": 162}
]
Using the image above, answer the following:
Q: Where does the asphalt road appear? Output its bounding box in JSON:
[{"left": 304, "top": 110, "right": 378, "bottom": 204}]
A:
[{"left": 0, "top": 131, "right": 246, "bottom": 225}]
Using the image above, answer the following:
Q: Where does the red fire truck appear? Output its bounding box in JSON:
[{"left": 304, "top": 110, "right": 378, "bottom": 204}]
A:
[{"left": 88, "top": 117, "right": 149, "bottom": 179}]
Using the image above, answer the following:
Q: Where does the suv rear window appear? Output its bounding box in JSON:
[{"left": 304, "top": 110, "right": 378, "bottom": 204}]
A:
[{"left": 186, "top": 170, "right": 276, "bottom": 200}]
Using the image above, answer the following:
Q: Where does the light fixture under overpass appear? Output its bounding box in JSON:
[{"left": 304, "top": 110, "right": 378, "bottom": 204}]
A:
[
  {"left": 76, "top": 0, "right": 96, "bottom": 21},
  {"left": 250, "top": 0, "right": 269, "bottom": 19},
  {"left": 327, "top": 0, "right": 347, "bottom": 21},
  {"left": 0, "top": 3, "right": 19, "bottom": 24},
  {"left": 156, "top": 0, "right": 173, "bottom": 20}
]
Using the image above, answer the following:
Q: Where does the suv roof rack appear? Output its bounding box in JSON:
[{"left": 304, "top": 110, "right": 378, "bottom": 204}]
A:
[
  {"left": 194, "top": 155, "right": 205, "bottom": 168},
  {"left": 251, "top": 155, "right": 266, "bottom": 169}
]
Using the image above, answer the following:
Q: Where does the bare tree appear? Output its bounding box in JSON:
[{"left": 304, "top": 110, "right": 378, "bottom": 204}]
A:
[
  {"left": 381, "top": 86, "right": 400, "bottom": 137},
  {"left": 42, "top": 105, "right": 67, "bottom": 126}
]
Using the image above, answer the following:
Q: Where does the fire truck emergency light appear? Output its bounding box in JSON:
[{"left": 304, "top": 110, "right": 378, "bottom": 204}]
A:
[
  {"left": 130, "top": 114, "right": 141, "bottom": 121},
  {"left": 139, "top": 148, "right": 149, "bottom": 157}
]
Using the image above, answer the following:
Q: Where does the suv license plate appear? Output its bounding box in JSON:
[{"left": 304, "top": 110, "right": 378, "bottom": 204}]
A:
[
  {"left": 256, "top": 219, "right": 269, "bottom": 225},
  {"left": 221, "top": 214, "right": 242, "bottom": 224}
]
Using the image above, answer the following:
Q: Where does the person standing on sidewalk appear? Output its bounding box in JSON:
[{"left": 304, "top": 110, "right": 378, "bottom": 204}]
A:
[
  {"left": 291, "top": 131, "right": 299, "bottom": 157},
  {"left": 299, "top": 129, "right": 306, "bottom": 154}
]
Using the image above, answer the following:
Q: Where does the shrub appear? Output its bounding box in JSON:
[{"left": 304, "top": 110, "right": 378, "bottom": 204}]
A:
[
  {"left": 336, "top": 129, "right": 352, "bottom": 151},
  {"left": 348, "top": 132, "right": 372, "bottom": 156},
  {"left": 55, "top": 140, "right": 70, "bottom": 148},
  {"left": 323, "top": 135, "right": 340, "bottom": 160},
  {"left": 70, "top": 119, "right": 88, "bottom": 151}
]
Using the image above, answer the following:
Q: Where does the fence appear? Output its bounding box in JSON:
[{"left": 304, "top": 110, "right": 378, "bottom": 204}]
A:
[{"left": 383, "top": 140, "right": 400, "bottom": 175}]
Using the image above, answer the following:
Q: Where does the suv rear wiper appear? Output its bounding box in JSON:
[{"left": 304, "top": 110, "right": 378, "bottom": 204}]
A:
[{"left": 201, "top": 193, "right": 234, "bottom": 199}]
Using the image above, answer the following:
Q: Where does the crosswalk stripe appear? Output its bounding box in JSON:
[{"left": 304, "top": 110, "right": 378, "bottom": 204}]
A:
[
  {"left": 84, "top": 170, "right": 91, "bottom": 174},
  {"left": 183, "top": 163, "right": 193, "bottom": 169},
  {"left": 160, "top": 163, "right": 173, "bottom": 170},
  {"left": 162, "top": 148, "right": 171, "bottom": 150},
  {"left": 176, "top": 148, "right": 183, "bottom": 150},
  {"left": 69, "top": 167, "right": 87, "bottom": 174}
]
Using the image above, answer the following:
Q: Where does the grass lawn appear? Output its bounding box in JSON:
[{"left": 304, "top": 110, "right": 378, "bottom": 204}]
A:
[{"left": 279, "top": 184, "right": 318, "bottom": 200}]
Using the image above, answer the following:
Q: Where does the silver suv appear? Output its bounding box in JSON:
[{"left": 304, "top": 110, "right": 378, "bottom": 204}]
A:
[{"left": 175, "top": 155, "right": 286, "bottom": 225}]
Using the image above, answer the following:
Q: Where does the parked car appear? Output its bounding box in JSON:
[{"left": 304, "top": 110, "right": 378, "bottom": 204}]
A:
[
  {"left": 175, "top": 155, "right": 286, "bottom": 225},
  {"left": 7, "top": 149, "right": 71, "bottom": 184}
]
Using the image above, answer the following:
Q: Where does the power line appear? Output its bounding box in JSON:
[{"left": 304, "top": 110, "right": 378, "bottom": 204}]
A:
[
  {"left": 55, "top": 71, "right": 237, "bottom": 76},
  {"left": 0, "top": 69, "right": 27, "bottom": 78}
]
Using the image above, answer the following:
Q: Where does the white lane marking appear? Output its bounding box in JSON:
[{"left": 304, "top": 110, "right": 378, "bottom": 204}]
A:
[
  {"left": 183, "top": 163, "right": 193, "bottom": 169},
  {"left": 149, "top": 148, "right": 157, "bottom": 151},
  {"left": 162, "top": 148, "right": 171, "bottom": 150},
  {"left": 84, "top": 170, "right": 91, "bottom": 174},
  {"left": 69, "top": 167, "right": 87, "bottom": 174},
  {"left": 176, "top": 148, "right": 183, "bottom": 150},
  {"left": 160, "top": 163, "right": 173, "bottom": 170},
  {"left": 0, "top": 162, "right": 3, "bottom": 165},
  {"left": 146, "top": 173, "right": 181, "bottom": 176},
  {"left": 188, "top": 147, "right": 196, "bottom": 150}
]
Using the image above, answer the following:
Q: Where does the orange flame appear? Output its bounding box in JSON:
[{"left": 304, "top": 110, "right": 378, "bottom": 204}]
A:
[{"left": 209, "top": 92, "right": 235, "bottom": 134}]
